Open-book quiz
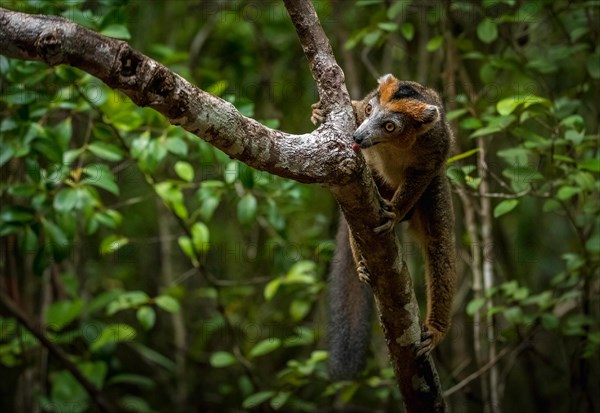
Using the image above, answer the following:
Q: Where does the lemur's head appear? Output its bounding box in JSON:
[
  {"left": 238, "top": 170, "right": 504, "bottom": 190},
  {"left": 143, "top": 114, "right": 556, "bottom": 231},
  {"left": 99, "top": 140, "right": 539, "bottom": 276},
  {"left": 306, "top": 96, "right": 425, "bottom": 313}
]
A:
[{"left": 353, "top": 74, "right": 442, "bottom": 150}]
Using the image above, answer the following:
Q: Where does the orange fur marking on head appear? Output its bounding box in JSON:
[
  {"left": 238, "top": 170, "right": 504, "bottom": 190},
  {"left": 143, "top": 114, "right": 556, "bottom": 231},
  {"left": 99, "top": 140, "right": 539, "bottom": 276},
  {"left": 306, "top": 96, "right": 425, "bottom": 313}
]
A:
[
  {"left": 385, "top": 99, "right": 431, "bottom": 122},
  {"left": 378, "top": 76, "right": 431, "bottom": 122},
  {"left": 378, "top": 76, "right": 400, "bottom": 105}
]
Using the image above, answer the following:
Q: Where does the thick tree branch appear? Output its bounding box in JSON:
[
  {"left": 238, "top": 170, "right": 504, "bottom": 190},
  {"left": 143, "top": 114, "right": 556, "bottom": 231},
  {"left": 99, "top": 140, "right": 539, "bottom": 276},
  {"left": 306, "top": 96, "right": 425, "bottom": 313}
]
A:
[
  {"left": 0, "top": 3, "right": 446, "bottom": 410},
  {"left": 0, "top": 7, "right": 357, "bottom": 186}
]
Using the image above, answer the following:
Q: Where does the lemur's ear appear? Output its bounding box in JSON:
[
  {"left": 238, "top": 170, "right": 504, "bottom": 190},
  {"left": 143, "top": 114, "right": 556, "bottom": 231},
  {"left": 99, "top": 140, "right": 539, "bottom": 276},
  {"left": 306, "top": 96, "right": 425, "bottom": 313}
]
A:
[
  {"left": 415, "top": 104, "right": 441, "bottom": 134},
  {"left": 377, "top": 73, "right": 396, "bottom": 85},
  {"left": 421, "top": 104, "right": 440, "bottom": 124}
]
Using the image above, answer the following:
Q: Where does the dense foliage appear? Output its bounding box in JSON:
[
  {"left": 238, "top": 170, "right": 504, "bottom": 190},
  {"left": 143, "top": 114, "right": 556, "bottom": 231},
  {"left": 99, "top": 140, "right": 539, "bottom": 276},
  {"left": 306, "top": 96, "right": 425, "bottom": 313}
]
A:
[{"left": 0, "top": 1, "right": 598, "bottom": 412}]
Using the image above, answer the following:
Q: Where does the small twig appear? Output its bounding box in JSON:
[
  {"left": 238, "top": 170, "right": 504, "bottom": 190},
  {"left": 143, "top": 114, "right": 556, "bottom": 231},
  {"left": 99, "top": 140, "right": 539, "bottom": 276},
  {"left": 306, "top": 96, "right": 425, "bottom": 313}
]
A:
[
  {"left": 444, "top": 342, "right": 526, "bottom": 397},
  {"left": 360, "top": 47, "right": 379, "bottom": 79},
  {"left": 0, "top": 292, "right": 116, "bottom": 413},
  {"left": 479, "top": 190, "right": 530, "bottom": 199}
]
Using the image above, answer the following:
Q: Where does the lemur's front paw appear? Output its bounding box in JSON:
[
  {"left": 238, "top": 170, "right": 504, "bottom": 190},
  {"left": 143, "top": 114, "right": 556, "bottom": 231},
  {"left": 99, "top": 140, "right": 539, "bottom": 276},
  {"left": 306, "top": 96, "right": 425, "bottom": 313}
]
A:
[
  {"left": 374, "top": 199, "right": 398, "bottom": 234},
  {"left": 310, "top": 101, "right": 325, "bottom": 125},
  {"left": 415, "top": 324, "right": 444, "bottom": 358},
  {"left": 356, "top": 259, "right": 371, "bottom": 284}
]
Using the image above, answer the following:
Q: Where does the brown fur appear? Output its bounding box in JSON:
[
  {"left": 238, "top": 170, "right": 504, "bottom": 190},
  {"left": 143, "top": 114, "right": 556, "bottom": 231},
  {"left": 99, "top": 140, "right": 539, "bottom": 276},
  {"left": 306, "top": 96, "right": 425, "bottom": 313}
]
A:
[
  {"left": 313, "top": 75, "right": 456, "bottom": 377},
  {"left": 352, "top": 75, "right": 456, "bottom": 356}
]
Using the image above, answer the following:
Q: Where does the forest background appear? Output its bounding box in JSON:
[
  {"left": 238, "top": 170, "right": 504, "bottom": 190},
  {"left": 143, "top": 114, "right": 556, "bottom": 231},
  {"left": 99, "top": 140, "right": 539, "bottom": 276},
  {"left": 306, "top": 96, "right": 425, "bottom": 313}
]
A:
[{"left": 0, "top": 1, "right": 598, "bottom": 412}]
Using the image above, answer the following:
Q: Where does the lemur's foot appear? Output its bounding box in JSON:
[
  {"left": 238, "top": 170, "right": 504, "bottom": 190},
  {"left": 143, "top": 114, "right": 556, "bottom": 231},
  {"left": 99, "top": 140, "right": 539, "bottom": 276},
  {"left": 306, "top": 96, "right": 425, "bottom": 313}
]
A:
[
  {"left": 415, "top": 324, "right": 444, "bottom": 358},
  {"left": 374, "top": 199, "right": 398, "bottom": 234},
  {"left": 357, "top": 259, "right": 371, "bottom": 284},
  {"left": 310, "top": 101, "right": 325, "bottom": 125}
]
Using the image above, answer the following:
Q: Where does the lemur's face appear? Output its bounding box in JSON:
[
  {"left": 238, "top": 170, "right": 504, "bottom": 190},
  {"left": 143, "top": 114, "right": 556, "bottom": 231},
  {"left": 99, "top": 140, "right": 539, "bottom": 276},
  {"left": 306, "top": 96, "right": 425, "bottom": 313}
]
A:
[{"left": 353, "top": 75, "right": 441, "bottom": 150}]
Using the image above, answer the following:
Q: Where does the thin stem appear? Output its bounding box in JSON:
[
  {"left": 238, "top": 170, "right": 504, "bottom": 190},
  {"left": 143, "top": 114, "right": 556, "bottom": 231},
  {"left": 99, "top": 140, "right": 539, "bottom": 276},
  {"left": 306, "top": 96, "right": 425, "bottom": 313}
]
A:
[{"left": 0, "top": 293, "right": 116, "bottom": 413}]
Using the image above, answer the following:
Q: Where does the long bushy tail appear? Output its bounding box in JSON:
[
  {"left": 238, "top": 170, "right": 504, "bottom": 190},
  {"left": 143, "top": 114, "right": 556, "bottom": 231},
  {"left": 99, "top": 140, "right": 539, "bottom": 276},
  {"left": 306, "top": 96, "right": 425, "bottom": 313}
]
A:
[{"left": 328, "top": 214, "right": 373, "bottom": 380}]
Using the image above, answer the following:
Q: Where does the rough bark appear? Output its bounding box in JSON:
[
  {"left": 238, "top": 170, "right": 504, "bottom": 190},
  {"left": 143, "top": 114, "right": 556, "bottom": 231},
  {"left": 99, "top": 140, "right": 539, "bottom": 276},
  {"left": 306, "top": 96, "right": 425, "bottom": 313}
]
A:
[{"left": 0, "top": 2, "right": 446, "bottom": 411}]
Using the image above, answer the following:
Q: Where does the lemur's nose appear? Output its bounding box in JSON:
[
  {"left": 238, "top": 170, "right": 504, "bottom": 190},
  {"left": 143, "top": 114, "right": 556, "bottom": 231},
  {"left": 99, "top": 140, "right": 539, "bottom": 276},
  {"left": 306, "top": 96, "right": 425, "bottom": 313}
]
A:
[{"left": 352, "top": 130, "right": 365, "bottom": 144}]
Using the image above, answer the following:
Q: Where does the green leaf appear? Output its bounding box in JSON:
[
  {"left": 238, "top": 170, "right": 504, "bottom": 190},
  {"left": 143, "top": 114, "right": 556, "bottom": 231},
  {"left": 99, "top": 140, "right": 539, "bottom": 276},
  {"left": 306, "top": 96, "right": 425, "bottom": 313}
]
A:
[
  {"left": 586, "top": 233, "right": 600, "bottom": 254},
  {"left": 513, "top": 287, "right": 529, "bottom": 301},
  {"left": 81, "top": 176, "right": 119, "bottom": 195},
  {"left": 107, "top": 374, "right": 154, "bottom": 389},
  {"left": 469, "top": 126, "right": 502, "bottom": 138},
  {"left": 46, "top": 299, "right": 83, "bottom": 331},
  {"left": 587, "top": 53, "right": 600, "bottom": 79},
  {"left": 363, "top": 30, "right": 382, "bottom": 47},
  {"left": 53, "top": 188, "right": 78, "bottom": 212},
  {"left": 270, "top": 391, "right": 291, "bottom": 410},
  {"left": 541, "top": 313, "right": 559, "bottom": 330},
  {"left": 503, "top": 307, "right": 523, "bottom": 324},
  {"left": 87, "top": 142, "right": 123, "bottom": 162},
  {"left": 249, "top": 338, "right": 281, "bottom": 358},
  {"left": 63, "top": 147, "right": 84, "bottom": 163},
  {"left": 224, "top": 162, "right": 239, "bottom": 184},
  {"left": 88, "top": 291, "right": 122, "bottom": 315},
  {"left": 107, "top": 110, "right": 143, "bottom": 132},
  {"left": 446, "top": 108, "right": 468, "bottom": 121},
  {"left": 543, "top": 199, "right": 561, "bottom": 213},
  {"left": 285, "top": 260, "right": 317, "bottom": 284},
  {"left": 400, "top": 22, "right": 414, "bottom": 41},
  {"left": 165, "top": 137, "right": 188, "bottom": 156},
  {"left": 387, "top": 2, "right": 406, "bottom": 19},
  {"left": 497, "top": 96, "right": 551, "bottom": 116},
  {"left": 494, "top": 199, "right": 519, "bottom": 218},
  {"left": 174, "top": 161, "right": 194, "bottom": 182},
  {"left": 107, "top": 291, "right": 150, "bottom": 315},
  {"left": 94, "top": 210, "right": 122, "bottom": 229},
  {"left": 210, "top": 351, "right": 237, "bottom": 368},
  {"left": 131, "top": 132, "right": 150, "bottom": 158},
  {"left": 426, "top": 35, "right": 443, "bottom": 52},
  {"left": 290, "top": 299, "right": 311, "bottom": 321},
  {"left": 556, "top": 186, "right": 581, "bottom": 201},
  {"left": 459, "top": 117, "right": 483, "bottom": 130},
  {"left": 130, "top": 342, "right": 176, "bottom": 371},
  {"left": 207, "top": 80, "right": 228, "bottom": 96},
  {"left": 0, "top": 206, "right": 35, "bottom": 223},
  {"left": 100, "top": 234, "right": 129, "bottom": 255},
  {"left": 560, "top": 115, "right": 584, "bottom": 129},
  {"left": 178, "top": 236, "right": 195, "bottom": 260},
  {"left": 198, "top": 195, "right": 220, "bottom": 221},
  {"left": 242, "top": 391, "right": 274, "bottom": 409},
  {"left": 42, "top": 219, "right": 70, "bottom": 261},
  {"left": 477, "top": 19, "right": 497, "bottom": 43},
  {"left": 155, "top": 181, "right": 187, "bottom": 219},
  {"left": 237, "top": 194, "right": 257, "bottom": 225},
  {"left": 191, "top": 222, "right": 210, "bottom": 252},
  {"left": 21, "top": 226, "right": 38, "bottom": 252},
  {"left": 53, "top": 117, "right": 72, "bottom": 149},
  {"left": 137, "top": 306, "right": 156, "bottom": 331},
  {"left": 565, "top": 129, "right": 584, "bottom": 145},
  {"left": 155, "top": 295, "right": 180, "bottom": 313},
  {"left": 90, "top": 324, "right": 137, "bottom": 352},
  {"left": 0, "top": 144, "right": 14, "bottom": 167},
  {"left": 579, "top": 158, "right": 600, "bottom": 172},
  {"left": 100, "top": 24, "right": 131, "bottom": 40},
  {"left": 479, "top": 62, "right": 497, "bottom": 84},
  {"left": 264, "top": 278, "right": 282, "bottom": 301},
  {"left": 377, "top": 22, "right": 398, "bottom": 32},
  {"left": 467, "top": 298, "right": 485, "bottom": 316}
]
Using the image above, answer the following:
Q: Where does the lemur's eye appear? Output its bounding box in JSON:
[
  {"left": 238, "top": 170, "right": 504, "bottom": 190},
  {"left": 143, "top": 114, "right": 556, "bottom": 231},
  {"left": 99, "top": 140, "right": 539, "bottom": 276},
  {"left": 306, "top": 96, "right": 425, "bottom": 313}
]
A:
[
  {"left": 385, "top": 122, "right": 395, "bottom": 132},
  {"left": 365, "top": 104, "right": 372, "bottom": 116}
]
